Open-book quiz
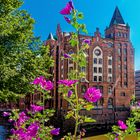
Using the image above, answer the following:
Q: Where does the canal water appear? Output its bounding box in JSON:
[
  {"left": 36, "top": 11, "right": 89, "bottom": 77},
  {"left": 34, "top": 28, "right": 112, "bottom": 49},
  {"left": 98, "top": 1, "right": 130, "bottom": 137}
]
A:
[
  {"left": 0, "top": 115, "right": 12, "bottom": 140},
  {"left": 0, "top": 125, "right": 7, "bottom": 140}
]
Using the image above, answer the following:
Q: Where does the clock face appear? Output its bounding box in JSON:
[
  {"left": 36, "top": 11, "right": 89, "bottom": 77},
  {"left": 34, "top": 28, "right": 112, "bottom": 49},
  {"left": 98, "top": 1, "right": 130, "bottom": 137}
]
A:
[{"left": 94, "top": 49, "right": 101, "bottom": 56}]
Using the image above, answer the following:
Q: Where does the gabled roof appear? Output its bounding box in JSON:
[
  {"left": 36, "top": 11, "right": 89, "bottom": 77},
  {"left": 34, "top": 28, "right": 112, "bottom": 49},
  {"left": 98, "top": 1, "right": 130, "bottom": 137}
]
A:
[
  {"left": 109, "top": 6, "right": 125, "bottom": 27},
  {"left": 47, "top": 33, "right": 55, "bottom": 40}
]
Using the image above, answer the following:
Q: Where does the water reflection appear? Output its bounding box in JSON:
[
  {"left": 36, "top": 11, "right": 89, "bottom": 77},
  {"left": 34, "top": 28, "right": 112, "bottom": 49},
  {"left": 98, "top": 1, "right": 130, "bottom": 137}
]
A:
[{"left": 0, "top": 125, "right": 7, "bottom": 140}]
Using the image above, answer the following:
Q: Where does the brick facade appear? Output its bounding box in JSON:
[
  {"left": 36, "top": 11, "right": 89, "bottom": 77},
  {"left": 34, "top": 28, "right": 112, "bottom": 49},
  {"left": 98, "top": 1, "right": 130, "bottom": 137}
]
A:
[{"left": 45, "top": 7, "right": 135, "bottom": 123}]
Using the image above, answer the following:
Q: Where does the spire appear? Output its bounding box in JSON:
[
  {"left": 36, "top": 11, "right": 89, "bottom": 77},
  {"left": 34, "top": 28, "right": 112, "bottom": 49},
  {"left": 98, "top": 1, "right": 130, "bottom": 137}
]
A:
[
  {"left": 109, "top": 6, "right": 125, "bottom": 27},
  {"left": 47, "top": 33, "right": 54, "bottom": 40}
]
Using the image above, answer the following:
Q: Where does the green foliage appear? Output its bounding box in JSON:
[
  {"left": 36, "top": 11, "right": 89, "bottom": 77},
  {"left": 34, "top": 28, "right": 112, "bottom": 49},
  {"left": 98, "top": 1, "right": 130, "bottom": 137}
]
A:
[
  {"left": 0, "top": 0, "right": 53, "bottom": 102},
  {"left": 108, "top": 97, "right": 140, "bottom": 140},
  {"left": 59, "top": 4, "right": 95, "bottom": 140}
]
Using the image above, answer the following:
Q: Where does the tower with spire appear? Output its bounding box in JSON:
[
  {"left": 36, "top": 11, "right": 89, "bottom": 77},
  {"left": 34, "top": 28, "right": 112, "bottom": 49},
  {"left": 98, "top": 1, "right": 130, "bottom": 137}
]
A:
[{"left": 105, "top": 6, "right": 134, "bottom": 108}]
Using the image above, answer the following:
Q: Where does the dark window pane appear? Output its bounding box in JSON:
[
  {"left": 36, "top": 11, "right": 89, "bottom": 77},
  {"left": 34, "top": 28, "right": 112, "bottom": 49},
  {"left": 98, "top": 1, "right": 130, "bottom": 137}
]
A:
[
  {"left": 94, "top": 67, "right": 97, "bottom": 73},
  {"left": 99, "top": 76, "right": 102, "bottom": 82},
  {"left": 99, "top": 58, "right": 102, "bottom": 64},
  {"left": 99, "top": 67, "right": 102, "bottom": 73},
  {"left": 94, "top": 76, "right": 97, "bottom": 82},
  {"left": 94, "top": 58, "right": 97, "bottom": 64},
  {"left": 108, "top": 59, "right": 112, "bottom": 65}
]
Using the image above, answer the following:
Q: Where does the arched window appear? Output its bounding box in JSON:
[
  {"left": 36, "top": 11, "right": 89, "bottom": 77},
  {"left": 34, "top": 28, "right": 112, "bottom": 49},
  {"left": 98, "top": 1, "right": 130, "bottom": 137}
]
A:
[
  {"left": 117, "top": 43, "right": 121, "bottom": 47},
  {"left": 108, "top": 98, "right": 113, "bottom": 108},
  {"left": 108, "top": 42, "right": 113, "bottom": 48},
  {"left": 68, "top": 49, "right": 74, "bottom": 55},
  {"left": 93, "top": 46, "right": 103, "bottom": 82}
]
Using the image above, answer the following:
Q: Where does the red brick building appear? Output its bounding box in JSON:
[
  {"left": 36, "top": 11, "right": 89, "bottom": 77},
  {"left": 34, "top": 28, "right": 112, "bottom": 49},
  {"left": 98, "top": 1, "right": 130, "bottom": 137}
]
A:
[{"left": 45, "top": 7, "right": 135, "bottom": 123}]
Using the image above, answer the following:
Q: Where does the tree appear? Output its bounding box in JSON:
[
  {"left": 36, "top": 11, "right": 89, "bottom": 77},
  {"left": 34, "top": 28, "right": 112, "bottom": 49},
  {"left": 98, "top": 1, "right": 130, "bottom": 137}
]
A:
[{"left": 0, "top": 0, "right": 53, "bottom": 103}]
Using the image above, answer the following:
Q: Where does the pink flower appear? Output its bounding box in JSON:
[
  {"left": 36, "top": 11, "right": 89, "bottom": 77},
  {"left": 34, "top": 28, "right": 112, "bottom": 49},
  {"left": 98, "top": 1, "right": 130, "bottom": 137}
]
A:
[
  {"left": 64, "top": 16, "right": 71, "bottom": 23},
  {"left": 58, "top": 79, "right": 78, "bottom": 87},
  {"left": 3, "top": 112, "right": 11, "bottom": 117},
  {"left": 83, "top": 39, "right": 91, "bottom": 45},
  {"left": 31, "top": 76, "right": 53, "bottom": 91},
  {"left": 64, "top": 53, "right": 71, "bottom": 58},
  {"left": 50, "top": 128, "right": 60, "bottom": 135},
  {"left": 31, "top": 104, "right": 43, "bottom": 112},
  {"left": 31, "top": 76, "right": 44, "bottom": 85},
  {"left": 118, "top": 120, "right": 128, "bottom": 130},
  {"left": 8, "top": 118, "right": 13, "bottom": 122},
  {"left": 12, "top": 122, "right": 39, "bottom": 139},
  {"left": 68, "top": 90, "right": 73, "bottom": 97},
  {"left": 26, "top": 122, "right": 39, "bottom": 137},
  {"left": 60, "top": 0, "right": 74, "bottom": 15},
  {"left": 41, "top": 80, "right": 53, "bottom": 90},
  {"left": 15, "top": 112, "right": 29, "bottom": 127},
  {"left": 84, "top": 87, "right": 102, "bottom": 102}
]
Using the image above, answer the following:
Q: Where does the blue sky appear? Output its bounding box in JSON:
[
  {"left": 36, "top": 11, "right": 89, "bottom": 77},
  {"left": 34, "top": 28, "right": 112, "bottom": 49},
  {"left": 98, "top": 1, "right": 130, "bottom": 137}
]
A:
[{"left": 22, "top": 0, "right": 140, "bottom": 70}]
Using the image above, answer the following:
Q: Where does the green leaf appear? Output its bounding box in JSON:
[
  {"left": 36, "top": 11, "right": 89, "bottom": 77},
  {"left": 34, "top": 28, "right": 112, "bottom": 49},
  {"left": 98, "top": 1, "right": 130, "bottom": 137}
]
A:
[
  {"left": 84, "top": 103, "right": 94, "bottom": 111},
  {"left": 78, "top": 12, "right": 84, "bottom": 19},
  {"left": 84, "top": 117, "right": 96, "bottom": 123}
]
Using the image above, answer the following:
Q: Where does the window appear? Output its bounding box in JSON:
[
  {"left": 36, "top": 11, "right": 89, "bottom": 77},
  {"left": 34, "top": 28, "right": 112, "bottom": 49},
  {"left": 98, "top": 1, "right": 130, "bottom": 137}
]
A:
[
  {"left": 108, "top": 77, "right": 112, "bottom": 82},
  {"left": 117, "top": 43, "right": 121, "bottom": 47},
  {"left": 124, "top": 65, "right": 127, "bottom": 70},
  {"left": 94, "top": 58, "right": 97, "bottom": 64},
  {"left": 108, "top": 86, "right": 112, "bottom": 94},
  {"left": 124, "top": 33, "right": 127, "bottom": 38},
  {"left": 118, "top": 32, "right": 121, "bottom": 37},
  {"left": 124, "top": 48, "right": 127, "bottom": 55},
  {"left": 124, "top": 57, "right": 127, "bottom": 62},
  {"left": 61, "top": 74, "right": 63, "bottom": 78},
  {"left": 110, "top": 33, "right": 114, "bottom": 38},
  {"left": 95, "top": 86, "right": 103, "bottom": 93},
  {"left": 94, "top": 76, "right": 97, "bottom": 82},
  {"left": 99, "top": 67, "right": 102, "bottom": 73},
  {"left": 99, "top": 76, "right": 102, "bottom": 82},
  {"left": 118, "top": 65, "right": 121, "bottom": 71},
  {"left": 99, "top": 58, "right": 102, "bottom": 64},
  {"left": 81, "top": 85, "right": 87, "bottom": 94},
  {"left": 99, "top": 86, "right": 103, "bottom": 93},
  {"left": 94, "top": 67, "right": 97, "bottom": 73},
  {"left": 124, "top": 81, "right": 128, "bottom": 87},
  {"left": 124, "top": 73, "right": 127, "bottom": 79},
  {"left": 108, "top": 68, "right": 112, "bottom": 74},
  {"left": 118, "top": 48, "right": 121, "bottom": 55},
  {"left": 69, "top": 67, "right": 73, "bottom": 72},
  {"left": 68, "top": 50, "right": 74, "bottom": 55},
  {"left": 81, "top": 67, "right": 86, "bottom": 72},
  {"left": 98, "top": 98, "right": 104, "bottom": 107},
  {"left": 108, "top": 98, "right": 113, "bottom": 108},
  {"left": 120, "top": 92, "right": 125, "bottom": 96},
  {"left": 94, "top": 49, "right": 101, "bottom": 56},
  {"left": 108, "top": 42, "right": 113, "bottom": 48},
  {"left": 108, "top": 59, "right": 112, "bottom": 65},
  {"left": 118, "top": 56, "right": 121, "bottom": 61}
]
